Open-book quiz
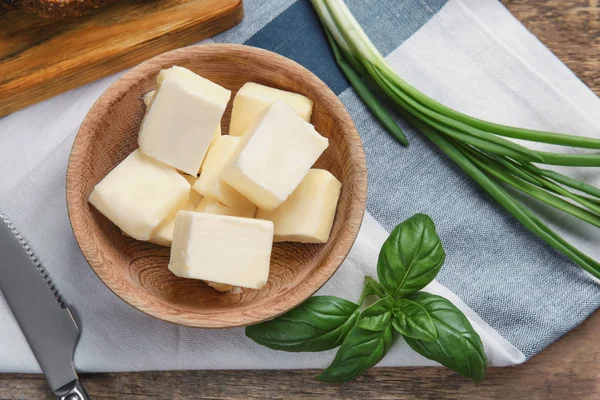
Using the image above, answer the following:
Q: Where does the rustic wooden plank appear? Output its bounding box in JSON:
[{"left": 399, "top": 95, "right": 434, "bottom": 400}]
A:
[
  {"left": 1, "top": 0, "right": 599, "bottom": 398},
  {"left": 502, "top": 0, "right": 600, "bottom": 93},
  {"left": 1, "top": 306, "right": 599, "bottom": 399},
  {"left": 0, "top": 0, "right": 243, "bottom": 117}
]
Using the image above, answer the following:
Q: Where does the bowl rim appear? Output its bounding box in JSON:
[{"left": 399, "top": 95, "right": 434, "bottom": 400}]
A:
[{"left": 66, "top": 43, "right": 367, "bottom": 328}]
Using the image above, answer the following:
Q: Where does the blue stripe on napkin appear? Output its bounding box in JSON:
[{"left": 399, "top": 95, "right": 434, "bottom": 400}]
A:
[
  {"left": 344, "top": 0, "right": 449, "bottom": 56},
  {"left": 244, "top": 0, "right": 349, "bottom": 94},
  {"left": 213, "top": 0, "right": 298, "bottom": 44},
  {"left": 242, "top": 0, "right": 448, "bottom": 95}
]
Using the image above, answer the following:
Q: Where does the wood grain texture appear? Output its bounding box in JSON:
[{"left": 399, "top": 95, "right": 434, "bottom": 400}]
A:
[
  {"left": 2, "top": 1, "right": 599, "bottom": 399},
  {"left": 2, "top": 0, "right": 120, "bottom": 19},
  {"left": 0, "top": 0, "right": 244, "bottom": 117},
  {"left": 1, "top": 309, "right": 599, "bottom": 400},
  {"left": 501, "top": 0, "right": 600, "bottom": 95},
  {"left": 66, "top": 44, "right": 367, "bottom": 328}
]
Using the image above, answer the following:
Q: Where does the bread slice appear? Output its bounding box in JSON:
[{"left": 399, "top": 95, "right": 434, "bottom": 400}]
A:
[
  {"left": 2, "top": 0, "right": 118, "bottom": 18},
  {"left": 2, "top": 0, "right": 22, "bottom": 13}
]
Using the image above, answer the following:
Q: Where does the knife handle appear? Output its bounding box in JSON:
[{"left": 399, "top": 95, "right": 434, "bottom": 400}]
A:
[{"left": 55, "top": 379, "right": 90, "bottom": 400}]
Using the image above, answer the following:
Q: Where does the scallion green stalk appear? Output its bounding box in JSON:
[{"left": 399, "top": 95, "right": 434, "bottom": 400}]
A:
[
  {"left": 325, "top": 31, "right": 409, "bottom": 145},
  {"left": 312, "top": 0, "right": 600, "bottom": 277}
]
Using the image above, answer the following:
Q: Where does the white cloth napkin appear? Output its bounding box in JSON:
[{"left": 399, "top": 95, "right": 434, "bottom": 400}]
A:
[{"left": 1, "top": 0, "right": 599, "bottom": 372}]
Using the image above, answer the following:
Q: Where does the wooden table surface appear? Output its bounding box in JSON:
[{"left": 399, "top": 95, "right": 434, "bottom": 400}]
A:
[{"left": 2, "top": 1, "right": 599, "bottom": 399}]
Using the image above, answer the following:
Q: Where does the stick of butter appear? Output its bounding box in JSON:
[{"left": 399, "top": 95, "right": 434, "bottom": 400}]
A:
[
  {"left": 195, "top": 197, "right": 256, "bottom": 218},
  {"left": 89, "top": 149, "right": 190, "bottom": 240},
  {"left": 194, "top": 135, "right": 255, "bottom": 211},
  {"left": 138, "top": 66, "right": 231, "bottom": 176},
  {"left": 256, "top": 169, "right": 342, "bottom": 243},
  {"left": 169, "top": 211, "right": 274, "bottom": 289},
  {"left": 150, "top": 175, "right": 203, "bottom": 247},
  {"left": 222, "top": 101, "right": 329, "bottom": 211},
  {"left": 229, "top": 82, "right": 314, "bottom": 136}
]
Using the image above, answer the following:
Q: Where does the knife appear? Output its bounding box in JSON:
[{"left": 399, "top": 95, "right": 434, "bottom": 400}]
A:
[{"left": 0, "top": 213, "right": 89, "bottom": 400}]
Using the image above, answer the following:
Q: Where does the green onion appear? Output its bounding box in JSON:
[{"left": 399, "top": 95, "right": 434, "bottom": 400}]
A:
[
  {"left": 312, "top": 0, "right": 600, "bottom": 277},
  {"left": 325, "top": 31, "right": 409, "bottom": 145}
]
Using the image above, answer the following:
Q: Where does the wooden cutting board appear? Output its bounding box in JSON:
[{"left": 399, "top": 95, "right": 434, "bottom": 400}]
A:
[{"left": 0, "top": 0, "right": 244, "bottom": 117}]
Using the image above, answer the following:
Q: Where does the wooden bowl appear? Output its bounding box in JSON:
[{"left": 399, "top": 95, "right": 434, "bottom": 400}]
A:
[{"left": 66, "top": 44, "right": 367, "bottom": 328}]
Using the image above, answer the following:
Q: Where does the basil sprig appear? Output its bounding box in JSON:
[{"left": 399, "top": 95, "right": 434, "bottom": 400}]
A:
[
  {"left": 402, "top": 292, "right": 487, "bottom": 383},
  {"left": 245, "top": 213, "right": 487, "bottom": 383},
  {"left": 377, "top": 213, "right": 445, "bottom": 297},
  {"left": 392, "top": 298, "right": 437, "bottom": 342},
  {"left": 245, "top": 296, "right": 359, "bottom": 352},
  {"left": 317, "top": 324, "right": 394, "bottom": 383}
]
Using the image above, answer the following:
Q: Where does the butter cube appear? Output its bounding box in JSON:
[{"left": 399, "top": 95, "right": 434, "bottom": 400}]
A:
[
  {"left": 205, "top": 281, "right": 234, "bottom": 292},
  {"left": 195, "top": 197, "right": 256, "bottom": 218},
  {"left": 194, "top": 136, "right": 255, "bottom": 211},
  {"left": 256, "top": 169, "right": 342, "bottom": 243},
  {"left": 222, "top": 101, "right": 329, "bottom": 211},
  {"left": 229, "top": 82, "right": 314, "bottom": 136},
  {"left": 138, "top": 66, "right": 231, "bottom": 175},
  {"left": 182, "top": 174, "right": 199, "bottom": 189},
  {"left": 142, "top": 90, "right": 155, "bottom": 107},
  {"left": 210, "top": 125, "right": 222, "bottom": 148},
  {"left": 89, "top": 149, "right": 190, "bottom": 240},
  {"left": 169, "top": 211, "right": 274, "bottom": 289},
  {"left": 143, "top": 89, "right": 221, "bottom": 152},
  {"left": 150, "top": 175, "right": 203, "bottom": 247}
]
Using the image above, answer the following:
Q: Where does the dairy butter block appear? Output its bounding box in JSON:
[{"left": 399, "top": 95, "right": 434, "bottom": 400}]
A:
[
  {"left": 257, "top": 169, "right": 342, "bottom": 243},
  {"left": 222, "top": 101, "right": 329, "bottom": 211},
  {"left": 229, "top": 82, "right": 314, "bottom": 136},
  {"left": 89, "top": 149, "right": 190, "bottom": 240},
  {"left": 138, "top": 66, "right": 231, "bottom": 175},
  {"left": 194, "top": 135, "right": 255, "bottom": 211},
  {"left": 195, "top": 197, "right": 256, "bottom": 218},
  {"left": 169, "top": 212, "right": 274, "bottom": 289},
  {"left": 150, "top": 175, "right": 203, "bottom": 247},
  {"left": 143, "top": 89, "right": 221, "bottom": 150},
  {"left": 142, "top": 90, "right": 155, "bottom": 107},
  {"left": 204, "top": 281, "right": 234, "bottom": 292},
  {"left": 208, "top": 125, "right": 222, "bottom": 151}
]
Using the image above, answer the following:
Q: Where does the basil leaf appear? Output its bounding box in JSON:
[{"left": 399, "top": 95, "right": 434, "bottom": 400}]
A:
[
  {"left": 392, "top": 298, "right": 437, "bottom": 342},
  {"left": 403, "top": 292, "right": 487, "bottom": 382},
  {"left": 364, "top": 276, "right": 387, "bottom": 298},
  {"left": 316, "top": 324, "right": 394, "bottom": 383},
  {"left": 245, "top": 296, "right": 359, "bottom": 352},
  {"left": 377, "top": 214, "right": 445, "bottom": 298},
  {"left": 356, "top": 296, "right": 393, "bottom": 331}
]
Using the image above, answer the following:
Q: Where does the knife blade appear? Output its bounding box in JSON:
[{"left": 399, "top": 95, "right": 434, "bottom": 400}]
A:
[{"left": 0, "top": 212, "right": 89, "bottom": 400}]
